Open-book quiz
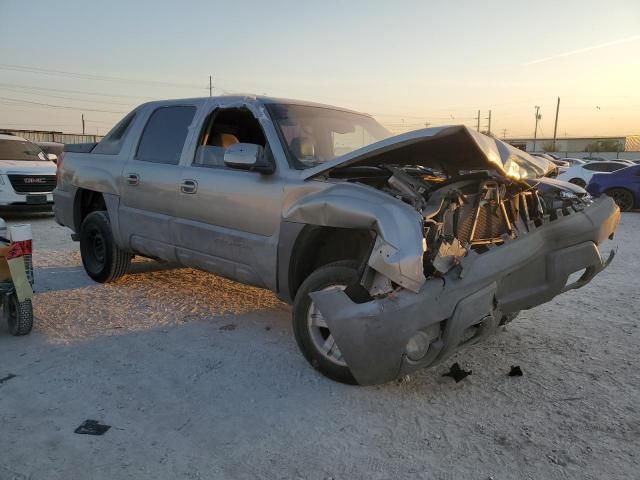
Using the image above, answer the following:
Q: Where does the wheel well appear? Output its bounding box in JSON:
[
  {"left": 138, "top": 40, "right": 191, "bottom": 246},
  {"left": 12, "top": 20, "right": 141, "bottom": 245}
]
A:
[
  {"left": 606, "top": 186, "right": 632, "bottom": 194},
  {"left": 605, "top": 187, "right": 636, "bottom": 207},
  {"left": 288, "top": 226, "right": 375, "bottom": 300},
  {"left": 74, "top": 189, "right": 106, "bottom": 231}
]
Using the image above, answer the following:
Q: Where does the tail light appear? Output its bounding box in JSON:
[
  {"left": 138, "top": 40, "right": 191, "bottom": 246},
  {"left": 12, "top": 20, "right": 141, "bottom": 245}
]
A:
[{"left": 56, "top": 152, "right": 65, "bottom": 185}]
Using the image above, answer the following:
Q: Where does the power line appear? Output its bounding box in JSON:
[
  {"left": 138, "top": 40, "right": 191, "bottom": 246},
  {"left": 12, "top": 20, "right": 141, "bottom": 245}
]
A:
[
  {"left": 0, "top": 64, "right": 208, "bottom": 90},
  {"left": 0, "top": 96, "right": 126, "bottom": 114},
  {"left": 0, "top": 82, "right": 158, "bottom": 100},
  {"left": 0, "top": 86, "right": 136, "bottom": 107}
]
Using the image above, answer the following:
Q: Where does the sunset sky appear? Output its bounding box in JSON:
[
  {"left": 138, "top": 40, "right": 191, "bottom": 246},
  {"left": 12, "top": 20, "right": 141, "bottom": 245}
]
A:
[{"left": 1, "top": 0, "right": 638, "bottom": 138}]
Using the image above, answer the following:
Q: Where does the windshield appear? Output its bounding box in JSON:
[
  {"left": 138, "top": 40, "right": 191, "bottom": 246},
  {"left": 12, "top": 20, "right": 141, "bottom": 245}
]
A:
[
  {"left": 0, "top": 139, "right": 47, "bottom": 161},
  {"left": 266, "top": 103, "right": 391, "bottom": 169}
]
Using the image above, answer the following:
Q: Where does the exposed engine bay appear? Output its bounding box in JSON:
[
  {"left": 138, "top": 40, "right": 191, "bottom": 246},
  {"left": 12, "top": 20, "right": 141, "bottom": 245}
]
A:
[{"left": 329, "top": 164, "right": 594, "bottom": 290}]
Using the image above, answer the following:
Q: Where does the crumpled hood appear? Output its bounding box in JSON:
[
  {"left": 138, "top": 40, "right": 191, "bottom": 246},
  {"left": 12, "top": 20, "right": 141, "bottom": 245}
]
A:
[{"left": 302, "top": 125, "right": 551, "bottom": 180}]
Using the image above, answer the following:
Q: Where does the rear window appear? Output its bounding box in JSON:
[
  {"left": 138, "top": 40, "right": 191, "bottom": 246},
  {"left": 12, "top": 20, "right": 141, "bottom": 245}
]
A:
[
  {"left": 0, "top": 139, "right": 47, "bottom": 161},
  {"left": 92, "top": 111, "right": 137, "bottom": 155}
]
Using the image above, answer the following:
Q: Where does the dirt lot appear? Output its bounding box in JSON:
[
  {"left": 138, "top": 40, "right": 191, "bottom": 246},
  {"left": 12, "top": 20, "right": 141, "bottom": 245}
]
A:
[{"left": 0, "top": 212, "right": 638, "bottom": 480}]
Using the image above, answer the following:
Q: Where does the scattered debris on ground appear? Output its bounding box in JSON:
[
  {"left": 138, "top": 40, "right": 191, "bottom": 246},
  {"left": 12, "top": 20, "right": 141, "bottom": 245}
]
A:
[
  {"left": 1, "top": 213, "right": 638, "bottom": 479},
  {"left": 442, "top": 363, "right": 472, "bottom": 382},
  {"left": 0, "top": 373, "right": 16, "bottom": 384},
  {"left": 509, "top": 365, "right": 523, "bottom": 377},
  {"left": 74, "top": 420, "right": 111, "bottom": 436},
  {"left": 219, "top": 323, "right": 236, "bottom": 331}
]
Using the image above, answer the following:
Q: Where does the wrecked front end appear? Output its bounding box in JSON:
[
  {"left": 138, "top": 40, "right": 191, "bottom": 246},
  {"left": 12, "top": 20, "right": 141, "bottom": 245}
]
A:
[{"left": 297, "top": 126, "right": 620, "bottom": 385}]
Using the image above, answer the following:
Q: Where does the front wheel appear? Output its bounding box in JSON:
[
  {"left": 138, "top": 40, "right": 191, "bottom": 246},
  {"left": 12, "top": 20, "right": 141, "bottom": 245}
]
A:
[
  {"left": 80, "top": 211, "right": 131, "bottom": 283},
  {"left": 293, "top": 262, "right": 362, "bottom": 385},
  {"left": 606, "top": 188, "right": 634, "bottom": 212}
]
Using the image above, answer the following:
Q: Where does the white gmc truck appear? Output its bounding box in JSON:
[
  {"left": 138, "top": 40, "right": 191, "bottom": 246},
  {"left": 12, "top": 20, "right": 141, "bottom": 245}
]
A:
[{"left": 0, "top": 133, "right": 57, "bottom": 210}]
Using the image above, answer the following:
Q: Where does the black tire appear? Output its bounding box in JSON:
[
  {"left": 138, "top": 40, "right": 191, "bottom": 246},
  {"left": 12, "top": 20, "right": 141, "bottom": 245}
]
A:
[
  {"left": 80, "top": 211, "right": 131, "bottom": 283},
  {"left": 606, "top": 188, "right": 634, "bottom": 212},
  {"left": 568, "top": 178, "right": 586, "bottom": 188},
  {"left": 293, "top": 261, "right": 362, "bottom": 385},
  {"left": 7, "top": 294, "right": 33, "bottom": 336}
]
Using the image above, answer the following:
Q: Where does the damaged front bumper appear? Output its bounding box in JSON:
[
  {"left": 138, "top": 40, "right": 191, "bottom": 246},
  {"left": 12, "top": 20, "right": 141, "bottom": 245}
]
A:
[{"left": 309, "top": 196, "right": 620, "bottom": 386}]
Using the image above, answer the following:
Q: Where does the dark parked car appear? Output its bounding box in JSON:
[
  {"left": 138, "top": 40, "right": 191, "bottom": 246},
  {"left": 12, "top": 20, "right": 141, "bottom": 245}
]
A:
[
  {"left": 587, "top": 165, "right": 640, "bottom": 212},
  {"left": 36, "top": 142, "right": 64, "bottom": 164}
]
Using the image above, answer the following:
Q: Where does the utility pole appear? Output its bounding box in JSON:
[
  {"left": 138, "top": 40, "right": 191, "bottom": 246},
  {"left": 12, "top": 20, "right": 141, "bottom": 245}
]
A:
[
  {"left": 475, "top": 110, "right": 481, "bottom": 131},
  {"left": 552, "top": 96, "right": 560, "bottom": 151},
  {"left": 502, "top": 128, "right": 507, "bottom": 139},
  {"left": 209, "top": 76, "right": 212, "bottom": 96},
  {"left": 533, "top": 106, "right": 541, "bottom": 151},
  {"left": 485, "top": 110, "right": 492, "bottom": 135},
  {"left": 82, "top": 114, "right": 85, "bottom": 135}
]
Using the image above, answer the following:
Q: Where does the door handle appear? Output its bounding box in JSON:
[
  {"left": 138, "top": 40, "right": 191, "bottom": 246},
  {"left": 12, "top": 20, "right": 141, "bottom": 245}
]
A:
[
  {"left": 180, "top": 179, "right": 198, "bottom": 194},
  {"left": 126, "top": 173, "right": 140, "bottom": 186}
]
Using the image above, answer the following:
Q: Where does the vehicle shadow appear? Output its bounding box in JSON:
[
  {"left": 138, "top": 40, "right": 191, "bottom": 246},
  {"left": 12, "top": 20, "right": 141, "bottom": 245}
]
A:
[
  {"left": 0, "top": 211, "right": 55, "bottom": 221},
  {"left": 35, "top": 261, "right": 182, "bottom": 293}
]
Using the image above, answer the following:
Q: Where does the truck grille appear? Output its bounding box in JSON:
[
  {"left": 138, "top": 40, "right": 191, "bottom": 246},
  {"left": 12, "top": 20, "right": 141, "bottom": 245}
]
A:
[
  {"left": 456, "top": 203, "right": 509, "bottom": 243},
  {"left": 8, "top": 174, "right": 56, "bottom": 193}
]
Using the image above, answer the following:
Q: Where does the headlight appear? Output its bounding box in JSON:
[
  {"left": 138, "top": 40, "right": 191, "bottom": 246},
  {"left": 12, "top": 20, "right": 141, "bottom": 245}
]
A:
[{"left": 405, "top": 331, "right": 432, "bottom": 361}]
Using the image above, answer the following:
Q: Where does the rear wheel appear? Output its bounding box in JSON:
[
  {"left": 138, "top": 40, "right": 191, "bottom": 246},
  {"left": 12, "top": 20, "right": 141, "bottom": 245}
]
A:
[
  {"left": 568, "top": 178, "right": 586, "bottom": 188},
  {"left": 80, "top": 211, "right": 131, "bottom": 283},
  {"left": 293, "top": 261, "right": 362, "bottom": 385},
  {"left": 7, "top": 294, "right": 33, "bottom": 336},
  {"left": 606, "top": 188, "right": 634, "bottom": 212}
]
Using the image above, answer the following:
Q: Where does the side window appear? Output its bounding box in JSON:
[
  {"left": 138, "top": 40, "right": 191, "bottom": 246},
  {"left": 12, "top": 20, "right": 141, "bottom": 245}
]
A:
[
  {"left": 92, "top": 111, "right": 137, "bottom": 155},
  {"left": 136, "top": 106, "right": 196, "bottom": 164},
  {"left": 582, "top": 163, "right": 600, "bottom": 171},
  {"left": 606, "top": 163, "right": 624, "bottom": 172},
  {"left": 593, "top": 162, "right": 619, "bottom": 172},
  {"left": 192, "top": 107, "right": 269, "bottom": 169}
]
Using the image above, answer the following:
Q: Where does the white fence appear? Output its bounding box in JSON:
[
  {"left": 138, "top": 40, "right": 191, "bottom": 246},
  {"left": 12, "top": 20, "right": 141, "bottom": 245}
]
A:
[
  {"left": 533, "top": 151, "right": 640, "bottom": 161},
  {"left": 0, "top": 129, "right": 103, "bottom": 144}
]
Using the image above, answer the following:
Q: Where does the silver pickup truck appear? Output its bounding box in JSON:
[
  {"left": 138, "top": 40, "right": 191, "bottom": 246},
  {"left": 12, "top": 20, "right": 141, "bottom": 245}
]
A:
[{"left": 54, "top": 96, "right": 620, "bottom": 385}]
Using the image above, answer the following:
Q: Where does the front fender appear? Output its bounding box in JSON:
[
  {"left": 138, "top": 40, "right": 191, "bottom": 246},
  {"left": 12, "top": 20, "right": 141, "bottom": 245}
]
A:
[{"left": 283, "top": 182, "right": 426, "bottom": 292}]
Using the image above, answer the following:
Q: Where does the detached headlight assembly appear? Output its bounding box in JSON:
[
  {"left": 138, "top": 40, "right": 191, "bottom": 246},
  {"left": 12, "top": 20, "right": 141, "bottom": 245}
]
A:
[{"left": 559, "top": 190, "right": 578, "bottom": 200}]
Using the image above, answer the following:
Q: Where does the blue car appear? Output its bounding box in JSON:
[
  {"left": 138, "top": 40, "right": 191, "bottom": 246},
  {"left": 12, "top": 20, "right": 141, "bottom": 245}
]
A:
[{"left": 587, "top": 164, "right": 640, "bottom": 212}]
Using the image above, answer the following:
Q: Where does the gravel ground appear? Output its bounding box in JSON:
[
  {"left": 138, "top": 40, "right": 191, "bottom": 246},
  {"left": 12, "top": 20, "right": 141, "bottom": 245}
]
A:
[{"left": 0, "top": 212, "right": 638, "bottom": 480}]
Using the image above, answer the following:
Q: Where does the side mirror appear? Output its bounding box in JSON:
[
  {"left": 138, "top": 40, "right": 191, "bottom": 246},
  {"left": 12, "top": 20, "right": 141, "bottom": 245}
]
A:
[
  {"left": 224, "top": 143, "right": 275, "bottom": 174},
  {"left": 47, "top": 153, "right": 58, "bottom": 164}
]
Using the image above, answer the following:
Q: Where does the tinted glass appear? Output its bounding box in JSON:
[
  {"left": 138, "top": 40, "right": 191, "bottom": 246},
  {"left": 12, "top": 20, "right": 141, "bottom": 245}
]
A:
[
  {"left": 136, "top": 106, "right": 196, "bottom": 164},
  {"left": 93, "top": 111, "right": 137, "bottom": 155},
  {"left": 0, "top": 139, "right": 47, "bottom": 161},
  {"left": 266, "top": 103, "right": 390, "bottom": 169},
  {"left": 599, "top": 162, "right": 625, "bottom": 172},
  {"left": 583, "top": 163, "right": 608, "bottom": 171}
]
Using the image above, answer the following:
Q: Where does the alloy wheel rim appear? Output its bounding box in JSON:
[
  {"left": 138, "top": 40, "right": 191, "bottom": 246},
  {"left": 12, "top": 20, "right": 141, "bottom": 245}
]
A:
[
  {"left": 307, "top": 284, "right": 348, "bottom": 367},
  {"left": 86, "top": 227, "right": 106, "bottom": 270}
]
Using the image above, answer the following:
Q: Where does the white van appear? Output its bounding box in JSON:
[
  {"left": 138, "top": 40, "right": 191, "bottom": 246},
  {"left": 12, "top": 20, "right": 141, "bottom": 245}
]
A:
[{"left": 0, "top": 134, "right": 57, "bottom": 209}]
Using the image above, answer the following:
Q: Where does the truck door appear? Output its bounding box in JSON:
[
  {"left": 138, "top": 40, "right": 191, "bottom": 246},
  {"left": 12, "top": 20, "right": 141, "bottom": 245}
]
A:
[
  {"left": 119, "top": 105, "right": 197, "bottom": 261},
  {"left": 171, "top": 105, "right": 284, "bottom": 290}
]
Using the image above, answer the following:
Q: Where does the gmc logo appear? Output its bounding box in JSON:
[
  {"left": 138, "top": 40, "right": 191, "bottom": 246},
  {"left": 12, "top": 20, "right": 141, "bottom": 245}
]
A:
[{"left": 24, "top": 178, "right": 47, "bottom": 184}]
